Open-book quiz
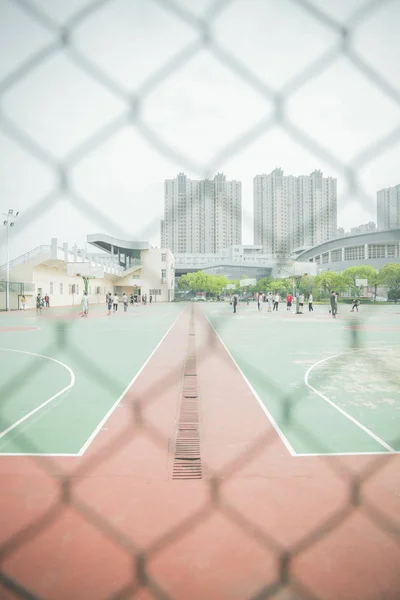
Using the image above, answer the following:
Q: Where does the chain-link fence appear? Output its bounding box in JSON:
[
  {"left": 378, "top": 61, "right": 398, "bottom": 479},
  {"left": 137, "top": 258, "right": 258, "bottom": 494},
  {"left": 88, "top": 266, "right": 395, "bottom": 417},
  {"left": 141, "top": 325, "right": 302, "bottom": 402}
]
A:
[{"left": 1, "top": 0, "right": 400, "bottom": 598}]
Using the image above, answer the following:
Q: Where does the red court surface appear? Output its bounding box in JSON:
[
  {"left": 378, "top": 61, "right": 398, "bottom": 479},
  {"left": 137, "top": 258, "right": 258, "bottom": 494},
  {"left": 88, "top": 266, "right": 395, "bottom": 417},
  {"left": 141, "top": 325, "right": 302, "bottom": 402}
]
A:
[{"left": 0, "top": 305, "right": 399, "bottom": 600}]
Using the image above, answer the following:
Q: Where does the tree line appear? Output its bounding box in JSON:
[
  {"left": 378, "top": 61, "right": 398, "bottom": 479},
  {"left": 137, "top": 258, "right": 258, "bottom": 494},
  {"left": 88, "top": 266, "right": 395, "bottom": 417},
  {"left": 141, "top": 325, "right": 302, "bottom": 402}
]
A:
[{"left": 177, "top": 264, "right": 400, "bottom": 301}]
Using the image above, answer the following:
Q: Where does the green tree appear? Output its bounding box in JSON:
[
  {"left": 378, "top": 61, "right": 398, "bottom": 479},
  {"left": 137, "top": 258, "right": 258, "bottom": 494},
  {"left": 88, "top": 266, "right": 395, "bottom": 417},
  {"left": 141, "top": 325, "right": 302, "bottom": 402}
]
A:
[
  {"left": 267, "top": 278, "right": 292, "bottom": 296},
  {"left": 297, "top": 274, "right": 315, "bottom": 294},
  {"left": 255, "top": 277, "right": 273, "bottom": 293},
  {"left": 342, "top": 265, "right": 378, "bottom": 298},
  {"left": 314, "top": 271, "right": 348, "bottom": 298},
  {"left": 177, "top": 273, "right": 193, "bottom": 291},
  {"left": 378, "top": 263, "right": 400, "bottom": 299}
]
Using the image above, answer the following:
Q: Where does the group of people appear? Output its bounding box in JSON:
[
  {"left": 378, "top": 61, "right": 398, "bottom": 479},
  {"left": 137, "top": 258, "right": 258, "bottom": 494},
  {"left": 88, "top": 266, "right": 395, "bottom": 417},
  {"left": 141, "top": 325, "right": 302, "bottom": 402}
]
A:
[
  {"left": 255, "top": 292, "right": 314, "bottom": 313},
  {"left": 256, "top": 292, "right": 281, "bottom": 312},
  {"left": 233, "top": 290, "right": 361, "bottom": 318},
  {"left": 106, "top": 292, "right": 152, "bottom": 315},
  {"left": 35, "top": 293, "right": 50, "bottom": 314}
]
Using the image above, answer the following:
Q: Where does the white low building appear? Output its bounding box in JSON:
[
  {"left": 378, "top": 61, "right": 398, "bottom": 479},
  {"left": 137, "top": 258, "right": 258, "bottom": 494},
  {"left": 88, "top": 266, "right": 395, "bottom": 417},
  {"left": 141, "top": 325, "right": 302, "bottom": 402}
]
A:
[{"left": 0, "top": 236, "right": 175, "bottom": 310}]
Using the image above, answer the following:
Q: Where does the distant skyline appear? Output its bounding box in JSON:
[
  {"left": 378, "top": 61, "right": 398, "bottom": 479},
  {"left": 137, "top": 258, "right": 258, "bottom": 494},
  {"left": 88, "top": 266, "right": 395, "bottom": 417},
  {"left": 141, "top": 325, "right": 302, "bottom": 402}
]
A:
[{"left": 1, "top": 0, "right": 400, "bottom": 264}]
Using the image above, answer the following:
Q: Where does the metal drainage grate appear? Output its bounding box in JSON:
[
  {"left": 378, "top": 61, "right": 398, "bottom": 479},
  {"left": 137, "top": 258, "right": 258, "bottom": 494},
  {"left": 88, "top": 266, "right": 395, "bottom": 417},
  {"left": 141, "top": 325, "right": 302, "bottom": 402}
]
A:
[{"left": 172, "top": 313, "right": 202, "bottom": 480}]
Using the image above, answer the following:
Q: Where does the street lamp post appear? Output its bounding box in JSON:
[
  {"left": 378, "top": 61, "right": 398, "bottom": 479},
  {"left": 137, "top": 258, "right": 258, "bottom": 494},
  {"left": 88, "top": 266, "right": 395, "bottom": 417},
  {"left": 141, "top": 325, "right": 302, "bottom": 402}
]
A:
[{"left": 2, "top": 209, "right": 19, "bottom": 311}]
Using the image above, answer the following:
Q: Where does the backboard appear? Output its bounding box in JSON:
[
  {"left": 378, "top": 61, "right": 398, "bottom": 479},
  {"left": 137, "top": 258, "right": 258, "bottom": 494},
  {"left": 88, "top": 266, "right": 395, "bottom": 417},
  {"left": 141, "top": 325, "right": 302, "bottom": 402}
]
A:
[
  {"left": 356, "top": 278, "right": 368, "bottom": 286},
  {"left": 66, "top": 262, "right": 104, "bottom": 278}
]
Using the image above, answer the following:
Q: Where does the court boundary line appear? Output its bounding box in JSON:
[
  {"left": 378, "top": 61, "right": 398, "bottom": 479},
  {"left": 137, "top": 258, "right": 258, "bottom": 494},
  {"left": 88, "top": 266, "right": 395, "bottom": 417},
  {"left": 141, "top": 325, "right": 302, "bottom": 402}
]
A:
[
  {"left": 204, "top": 311, "right": 400, "bottom": 457},
  {"left": 0, "top": 348, "right": 75, "bottom": 456},
  {"left": 204, "top": 314, "right": 296, "bottom": 456},
  {"left": 77, "top": 311, "right": 182, "bottom": 455},
  {"left": 304, "top": 352, "right": 398, "bottom": 455}
]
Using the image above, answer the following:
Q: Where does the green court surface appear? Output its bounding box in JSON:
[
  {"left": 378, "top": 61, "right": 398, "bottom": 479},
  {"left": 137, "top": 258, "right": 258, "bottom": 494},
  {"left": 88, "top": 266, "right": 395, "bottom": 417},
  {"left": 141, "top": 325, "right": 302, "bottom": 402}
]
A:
[
  {"left": 0, "top": 304, "right": 183, "bottom": 455},
  {"left": 1, "top": 302, "right": 399, "bottom": 457},
  {"left": 203, "top": 302, "right": 400, "bottom": 456}
]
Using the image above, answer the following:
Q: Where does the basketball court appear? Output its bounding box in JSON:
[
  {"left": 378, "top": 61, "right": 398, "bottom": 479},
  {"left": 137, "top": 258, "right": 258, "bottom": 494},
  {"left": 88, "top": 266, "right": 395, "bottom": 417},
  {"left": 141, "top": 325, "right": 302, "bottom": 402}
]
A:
[{"left": 0, "top": 301, "right": 399, "bottom": 600}]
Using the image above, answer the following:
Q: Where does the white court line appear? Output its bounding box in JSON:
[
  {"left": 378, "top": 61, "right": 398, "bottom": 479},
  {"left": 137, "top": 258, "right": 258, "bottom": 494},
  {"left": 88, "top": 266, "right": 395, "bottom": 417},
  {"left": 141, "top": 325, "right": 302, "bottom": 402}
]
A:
[
  {"left": 204, "top": 315, "right": 296, "bottom": 456},
  {"left": 78, "top": 311, "right": 182, "bottom": 455},
  {"left": 0, "top": 348, "right": 75, "bottom": 449},
  {"left": 304, "top": 352, "right": 397, "bottom": 454},
  {"left": 0, "top": 326, "right": 41, "bottom": 332}
]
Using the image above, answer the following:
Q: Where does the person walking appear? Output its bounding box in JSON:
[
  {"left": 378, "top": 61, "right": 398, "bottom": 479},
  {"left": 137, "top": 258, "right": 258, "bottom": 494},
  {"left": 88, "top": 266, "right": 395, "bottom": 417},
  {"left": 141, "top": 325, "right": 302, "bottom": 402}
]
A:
[
  {"left": 45, "top": 293, "right": 50, "bottom": 308},
  {"left": 149, "top": 295, "right": 152, "bottom": 305},
  {"left": 20, "top": 295, "right": 27, "bottom": 311},
  {"left": 232, "top": 294, "right": 238, "bottom": 314},
  {"left": 267, "top": 292, "right": 273, "bottom": 312},
  {"left": 273, "top": 292, "right": 279, "bottom": 311},
  {"left": 330, "top": 290, "right": 338, "bottom": 318},
  {"left": 123, "top": 293, "right": 128, "bottom": 312},
  {"left": 130, "top": 293, "right": 134, "bottom": 306},
  {"left": 81, "top": 291, "right": 89, "bottom": 317},
  {"left": 308, "top": 292, "right": 314, "bottom": 312},
  {"left": 286, "top": 293, "right": 293, "bottom": 311},
  {"left": 113, "top": 292, "right": 119, "bottom": 312}
]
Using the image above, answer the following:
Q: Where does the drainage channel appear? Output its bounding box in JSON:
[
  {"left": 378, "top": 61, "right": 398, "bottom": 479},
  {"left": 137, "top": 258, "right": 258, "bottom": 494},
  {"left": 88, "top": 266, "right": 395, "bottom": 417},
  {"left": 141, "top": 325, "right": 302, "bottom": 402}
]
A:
[{"left": 172, "top": 308, "right": 202, "bottom": 480}]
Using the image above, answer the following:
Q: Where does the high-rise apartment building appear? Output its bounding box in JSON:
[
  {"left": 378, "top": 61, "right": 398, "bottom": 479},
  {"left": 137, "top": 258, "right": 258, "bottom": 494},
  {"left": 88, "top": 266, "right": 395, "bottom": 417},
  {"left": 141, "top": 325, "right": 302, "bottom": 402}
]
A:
[
  {"left": 161, "top": 172, "right": 241, "bottom": 253},
  {"left": 377, "top": 185, "right": 400, "bottom": 230},
  {"left": 254, "top": 168, "right": 337, "bottom": 255}
]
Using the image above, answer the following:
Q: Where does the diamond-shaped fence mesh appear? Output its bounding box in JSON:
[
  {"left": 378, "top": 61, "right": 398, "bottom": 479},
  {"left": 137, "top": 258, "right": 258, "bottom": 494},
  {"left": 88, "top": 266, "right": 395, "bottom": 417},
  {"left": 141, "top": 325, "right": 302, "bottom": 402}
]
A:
[{"left": 0, "top": 0, "right": 400, "bottom": 599}]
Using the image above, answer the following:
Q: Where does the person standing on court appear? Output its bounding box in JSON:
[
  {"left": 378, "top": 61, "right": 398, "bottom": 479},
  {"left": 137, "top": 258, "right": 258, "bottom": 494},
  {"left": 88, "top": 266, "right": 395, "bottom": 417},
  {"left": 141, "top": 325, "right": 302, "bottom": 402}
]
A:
[
  {"left": 286, "top": 292, "right": 293, "bottom": 311},
  {"left": 273, "top": 292, "right": 279, "bottom": 311},
  {"left": 299, "top": 293, "right": 305, "bottom": 313},
  {"left": 267, "top": 292, "right": 273, "bottom": 312},
  {"left": 20, "top": 295, "right": 27, "bottom": 311},
  {"left": 308, "top": 292, "right": 313, "bottom": 311},
  {"left": 81, "top": 292, "right": 89, "bottom": 317},
  {"left": 232, "top": 294, "right": 238, "bottom": 314},
  {"left": 149, "top": 295, "right": 152, "bottom": 305},
  {"left": 113, "top": 292, "right": 119, "bottom": 312},
  {"left": 330, "top": 290, "right": 338, "bottom": 318},
  {"left": 122, "top": 293, "right": 128, "bottom": 312},
  {"left": 107, "top": 292, "right": 112, "bottom": 315},
  {"left": 257, "top": 292, "right": 263, "bottom": 311},
  {"left": 36, "top": 293, "right": 42, "bottom": 315}
]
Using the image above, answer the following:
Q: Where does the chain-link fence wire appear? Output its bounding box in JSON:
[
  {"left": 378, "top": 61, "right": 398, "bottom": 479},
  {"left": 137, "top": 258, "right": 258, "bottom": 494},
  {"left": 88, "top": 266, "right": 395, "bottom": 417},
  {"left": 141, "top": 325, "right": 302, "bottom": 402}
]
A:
[{"left": 1, "top": 0, "right": 400, "bottom": 598}]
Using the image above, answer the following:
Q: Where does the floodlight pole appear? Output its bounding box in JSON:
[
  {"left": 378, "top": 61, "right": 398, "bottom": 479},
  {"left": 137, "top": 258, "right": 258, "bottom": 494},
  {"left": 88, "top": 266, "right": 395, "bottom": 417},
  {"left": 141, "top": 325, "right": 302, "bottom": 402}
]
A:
[{"left": 2, "top": 209, "right": 19, "bottom": 312}]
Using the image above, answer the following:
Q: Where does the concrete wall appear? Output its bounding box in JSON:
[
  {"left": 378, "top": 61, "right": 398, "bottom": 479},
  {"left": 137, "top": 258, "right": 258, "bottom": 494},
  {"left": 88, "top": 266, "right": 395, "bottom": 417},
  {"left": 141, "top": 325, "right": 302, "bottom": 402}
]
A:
[
  {"left": 116, "top": 248, "right": 174, "bottom": 302},
  {"left": 21, "top": 264, "right": 110, "bottom": 309},
  {"left": 5, "top": 247, "right": 175, "bottom": 310}
]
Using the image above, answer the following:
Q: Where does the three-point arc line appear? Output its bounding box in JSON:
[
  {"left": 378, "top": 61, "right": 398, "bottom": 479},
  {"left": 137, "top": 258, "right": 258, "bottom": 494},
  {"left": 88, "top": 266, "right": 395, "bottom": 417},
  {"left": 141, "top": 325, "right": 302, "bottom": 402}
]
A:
[
  {"left": 304, "top": 352, "right": 396, "bottom": 454},
  {"left": 0, "top": 348, "right": 75, "bottom": 441}
]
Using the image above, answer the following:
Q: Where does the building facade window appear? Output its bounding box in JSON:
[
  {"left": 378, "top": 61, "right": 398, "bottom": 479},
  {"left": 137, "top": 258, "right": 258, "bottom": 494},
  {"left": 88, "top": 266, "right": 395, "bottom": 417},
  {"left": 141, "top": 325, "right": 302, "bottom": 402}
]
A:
[
  {"left": 368, "top": 244, "right": 385, "bottom": 259},
  {"left": 69, "top": 284, "right": 73, "bottom": 295},
  {"left": 149, "top": 289, "right": 162, "bottom": 296},
  {"left": 331, "top": 249, "right": 342, "bottom": 262},
  {"left": 386, "top": 244, "right": 398, "bottom": 258},
  {"left": 161, "top": 269, "right": 166, "bottom": 279},
  {"left": 49, "top": 282, "right": 53, "bottom": 294},
  {"left": 344, "top": 246, "right": 365, "bottom": 261},
  {"left": 161, "top": 253, "right": 166, "bottom": 262},
  {"left": 60, "top": 283, "right": 63, "bottom": 295},
  {"left": 321, "top": 252, "right": 329, "bottom": 264}
]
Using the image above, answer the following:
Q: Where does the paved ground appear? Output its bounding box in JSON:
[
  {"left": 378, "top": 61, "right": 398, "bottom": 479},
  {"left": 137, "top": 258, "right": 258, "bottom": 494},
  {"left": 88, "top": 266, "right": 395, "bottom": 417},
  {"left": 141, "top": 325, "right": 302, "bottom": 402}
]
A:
[{"left": 0, "top": 302, "right": 399, "bottom": 600}]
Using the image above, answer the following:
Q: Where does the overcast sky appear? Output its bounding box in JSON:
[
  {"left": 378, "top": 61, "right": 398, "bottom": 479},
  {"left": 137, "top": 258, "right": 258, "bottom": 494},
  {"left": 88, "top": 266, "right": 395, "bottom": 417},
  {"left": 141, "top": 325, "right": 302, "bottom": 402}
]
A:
[{"left": 0, "top": 0, "right": 399, "bottom": 263}]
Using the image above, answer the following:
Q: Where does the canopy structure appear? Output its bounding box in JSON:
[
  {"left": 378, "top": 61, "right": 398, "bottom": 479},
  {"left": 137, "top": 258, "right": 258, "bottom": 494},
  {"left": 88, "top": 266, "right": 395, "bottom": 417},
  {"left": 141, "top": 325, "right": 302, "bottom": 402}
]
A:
[{"left": 87, "top": 234, "right": 150, "bottom": 268}]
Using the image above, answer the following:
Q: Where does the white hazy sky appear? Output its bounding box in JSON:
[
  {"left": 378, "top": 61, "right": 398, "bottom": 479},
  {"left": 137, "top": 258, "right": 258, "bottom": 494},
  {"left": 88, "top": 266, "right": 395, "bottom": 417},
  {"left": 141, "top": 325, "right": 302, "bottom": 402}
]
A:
[{"left": 0, "top": 0, "right": 400, "bottom": 263}]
